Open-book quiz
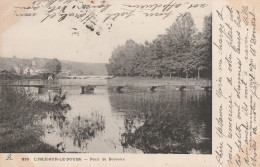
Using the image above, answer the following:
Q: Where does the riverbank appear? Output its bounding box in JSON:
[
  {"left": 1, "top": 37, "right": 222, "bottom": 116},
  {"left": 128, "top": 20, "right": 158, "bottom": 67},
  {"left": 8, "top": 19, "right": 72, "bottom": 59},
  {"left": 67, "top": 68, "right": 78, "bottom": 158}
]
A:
[
  {"left": 0, "top": 86, "right": 69, "bottom": 152},
  {"left": 108, "top": 77, "right": 212, "bottom": 88}
]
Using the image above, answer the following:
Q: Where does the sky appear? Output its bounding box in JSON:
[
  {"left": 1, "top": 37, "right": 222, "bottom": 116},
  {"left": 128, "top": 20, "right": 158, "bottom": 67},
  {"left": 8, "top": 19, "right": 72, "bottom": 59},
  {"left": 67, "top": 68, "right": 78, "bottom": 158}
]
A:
[{"left": 1, "top": 0, "right": 211, "bottom": 63}]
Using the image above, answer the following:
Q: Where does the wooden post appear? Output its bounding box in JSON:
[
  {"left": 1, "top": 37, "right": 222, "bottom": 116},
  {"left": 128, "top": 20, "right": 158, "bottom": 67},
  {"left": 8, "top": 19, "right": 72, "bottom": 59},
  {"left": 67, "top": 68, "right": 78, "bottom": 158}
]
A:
[
  {"left": 81, "top": 86, "right": 84, "bottom": 94},
  {"left": 48, "top": 91, "right": 51, "bottom": 102}
]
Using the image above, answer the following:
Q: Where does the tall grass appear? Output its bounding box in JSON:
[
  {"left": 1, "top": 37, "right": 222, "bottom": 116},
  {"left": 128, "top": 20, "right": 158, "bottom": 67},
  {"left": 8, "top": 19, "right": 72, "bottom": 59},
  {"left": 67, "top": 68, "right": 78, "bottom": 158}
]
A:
[
  {"left": 121, "top": 95, "right": 198, "bottom": 154},
  {"left": 46, "top": 109, "right": 105, "bottom": 151},
  {"left": 0, "top": 86, "right": 69, "bottom": 152},
  {"left": 69, "top": 113, "right": 105, "bottom": 149},
  {"left": 0, "top": 86, "right": 52, "bottom": 127}
]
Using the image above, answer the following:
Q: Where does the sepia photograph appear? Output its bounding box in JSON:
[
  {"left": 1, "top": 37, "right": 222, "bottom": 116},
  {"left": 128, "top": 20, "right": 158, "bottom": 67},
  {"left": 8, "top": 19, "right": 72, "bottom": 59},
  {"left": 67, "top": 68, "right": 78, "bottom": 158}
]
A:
[{"left": 0, "top": 0, "right": 212, "bottom": 154}]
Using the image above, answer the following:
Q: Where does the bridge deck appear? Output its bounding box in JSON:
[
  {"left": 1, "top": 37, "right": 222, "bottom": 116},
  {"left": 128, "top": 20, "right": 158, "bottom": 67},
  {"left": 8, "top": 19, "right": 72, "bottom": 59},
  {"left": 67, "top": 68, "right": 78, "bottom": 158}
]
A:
[
  {"left": 0, "top": 84, "right": 107, "bottom": 87},
  {"left": 0, "top": 84, "right": 211, "bottom": 88}
]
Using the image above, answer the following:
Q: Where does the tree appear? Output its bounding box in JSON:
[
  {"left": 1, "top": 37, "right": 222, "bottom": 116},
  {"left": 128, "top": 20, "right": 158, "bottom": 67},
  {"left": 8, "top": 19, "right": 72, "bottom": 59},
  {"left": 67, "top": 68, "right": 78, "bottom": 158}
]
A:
[
  {"left": 201, "top": 14, "right": 212, "bottom": 78},
  {"left": 10, "top": 67, "right": 16, "bottom": 74},
  {"left": 44, "top": 58, "right": 62, "bottom": 74},
  {"left": 106, "top": 13, "right": 212, "bottom": 79},
  {"left": 191, "top": 14, "right": 212, "bottom": 78},
  {"left": 164, "top": 12, "right": 197, "bottom": 77}
]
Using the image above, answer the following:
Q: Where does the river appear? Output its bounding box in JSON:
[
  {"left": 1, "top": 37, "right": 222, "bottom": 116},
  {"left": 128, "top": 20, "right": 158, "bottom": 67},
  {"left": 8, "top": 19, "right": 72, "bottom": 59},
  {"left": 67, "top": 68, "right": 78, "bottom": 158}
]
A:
[{"left": 6, "top": 77, "right": 212, "bottom": 154}]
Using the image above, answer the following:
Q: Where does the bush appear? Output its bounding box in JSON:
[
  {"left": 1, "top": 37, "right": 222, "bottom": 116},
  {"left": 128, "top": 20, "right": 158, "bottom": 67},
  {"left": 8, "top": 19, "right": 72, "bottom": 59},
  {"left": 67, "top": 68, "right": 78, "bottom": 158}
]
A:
[
  {"left": 121, "top": 96, "right": 197, "bottom": 153},
  {"left": 0, "top": 86, "right": 70, "bottom": 152}
]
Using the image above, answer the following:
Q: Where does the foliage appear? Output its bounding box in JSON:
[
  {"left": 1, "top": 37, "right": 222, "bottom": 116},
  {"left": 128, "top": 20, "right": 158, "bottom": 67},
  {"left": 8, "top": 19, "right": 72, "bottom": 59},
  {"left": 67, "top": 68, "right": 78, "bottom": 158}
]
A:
[
  {"left": 0, "top": 73, "right": 41, "bottom": 80},
  {"left": 107, "top": 13, "right": 212, "bottom": 79},
  {"left": 10, "top": 67, "right": 17, "bottom": 74},
  {"left": 0, "top": 86, "right": 70, "bottom": 152},
  {"left": 0, "top": 86, "right": 50, "bottom": 127},
  {"left": 45, "top": 110, "right": 105, "bottom": 151},
  {"left": 121, "top": 96, "right": 197, "bottom": 153},
  {"left": 0, "top": 57, "right": 108, "bottom": 76},
  {"left": 68, "top": 113, "right": 105, "bottom": 149},
  {"left": 44, "top": 58, "right": 62, "bottom": 74}
]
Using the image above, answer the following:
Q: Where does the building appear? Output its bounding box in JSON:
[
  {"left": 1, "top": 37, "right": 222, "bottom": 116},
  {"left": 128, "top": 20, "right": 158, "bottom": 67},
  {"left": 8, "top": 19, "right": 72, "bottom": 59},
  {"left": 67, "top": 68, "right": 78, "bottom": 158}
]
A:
[
  {"left": 12, "top": 66, "right": 21, "bottom": 74},
  {"left": 23, "top": 66, "right": 31, "bottom": 75}
]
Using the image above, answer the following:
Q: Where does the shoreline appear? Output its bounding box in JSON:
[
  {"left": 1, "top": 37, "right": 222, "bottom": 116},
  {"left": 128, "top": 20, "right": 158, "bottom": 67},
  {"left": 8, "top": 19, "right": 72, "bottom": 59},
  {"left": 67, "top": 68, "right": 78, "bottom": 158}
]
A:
[{"left": 108, "top": 77, "right": 212, "bottom": 89}]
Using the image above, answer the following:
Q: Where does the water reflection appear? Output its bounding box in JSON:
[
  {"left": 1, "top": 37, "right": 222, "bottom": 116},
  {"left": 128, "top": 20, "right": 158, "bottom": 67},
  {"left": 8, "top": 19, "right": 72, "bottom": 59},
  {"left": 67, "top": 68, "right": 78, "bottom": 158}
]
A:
[
  {"left": 43, "top": 107, "right": 106, "bottom": 152},
  {"left": 39, "top": 85, "right": 211, "bottom": 154},
  {"left": 60, "top": 113, "right": 105, "bottom": 150},
  {"left": 109, "top": 89, "right": 212, "bottom": 154}
]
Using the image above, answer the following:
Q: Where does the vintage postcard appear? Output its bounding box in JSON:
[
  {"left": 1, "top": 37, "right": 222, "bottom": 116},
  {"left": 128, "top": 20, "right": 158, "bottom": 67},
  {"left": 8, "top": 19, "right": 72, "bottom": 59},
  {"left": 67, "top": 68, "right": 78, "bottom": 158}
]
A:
[{"left": 0, "top": 0, "right": 259, "bottom": 166}]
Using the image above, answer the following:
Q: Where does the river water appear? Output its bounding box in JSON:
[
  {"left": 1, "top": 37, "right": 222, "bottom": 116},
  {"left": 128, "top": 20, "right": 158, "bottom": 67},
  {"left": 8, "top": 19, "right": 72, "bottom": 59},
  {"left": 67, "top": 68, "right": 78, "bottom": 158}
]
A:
[{"left": 8, "top": 77, "right": 212, "bottom": 154}]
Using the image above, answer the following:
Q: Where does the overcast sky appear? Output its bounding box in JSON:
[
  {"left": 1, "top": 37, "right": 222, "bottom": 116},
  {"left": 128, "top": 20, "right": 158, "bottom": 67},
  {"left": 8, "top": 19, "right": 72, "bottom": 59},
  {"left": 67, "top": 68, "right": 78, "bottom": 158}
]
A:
[{"left": 1, "top": 0, "right": 211, "bottom": 63}]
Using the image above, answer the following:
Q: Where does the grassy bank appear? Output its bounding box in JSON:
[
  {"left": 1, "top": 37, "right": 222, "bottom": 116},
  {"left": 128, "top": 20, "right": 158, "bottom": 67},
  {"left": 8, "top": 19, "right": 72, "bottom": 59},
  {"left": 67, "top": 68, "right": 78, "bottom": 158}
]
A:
[{"left": 0, "top": 86, "right": 69, "bottom": 153}]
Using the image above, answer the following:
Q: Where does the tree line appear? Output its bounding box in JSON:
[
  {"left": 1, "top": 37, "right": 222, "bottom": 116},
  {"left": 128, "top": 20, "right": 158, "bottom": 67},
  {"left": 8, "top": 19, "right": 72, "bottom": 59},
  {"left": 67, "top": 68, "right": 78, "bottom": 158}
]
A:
[{"left": 106, "top": 13, "right": 212, "bottom": 79}]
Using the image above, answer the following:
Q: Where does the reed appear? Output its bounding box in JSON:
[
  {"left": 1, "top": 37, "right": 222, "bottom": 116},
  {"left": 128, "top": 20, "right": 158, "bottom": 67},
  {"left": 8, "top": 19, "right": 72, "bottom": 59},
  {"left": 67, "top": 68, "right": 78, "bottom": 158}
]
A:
[{"left": 121, "top": 95, "right": 198, "bottom": 154}]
